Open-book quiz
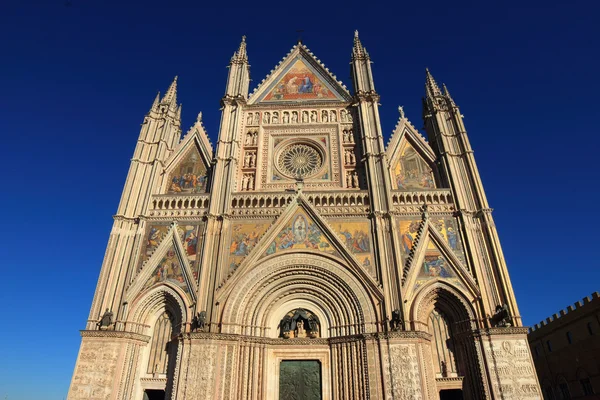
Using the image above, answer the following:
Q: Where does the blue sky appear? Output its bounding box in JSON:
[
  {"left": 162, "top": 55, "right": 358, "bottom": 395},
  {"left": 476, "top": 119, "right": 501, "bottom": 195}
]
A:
[{"left": 1, "top": 0, "right": 598, "bottom": 398}]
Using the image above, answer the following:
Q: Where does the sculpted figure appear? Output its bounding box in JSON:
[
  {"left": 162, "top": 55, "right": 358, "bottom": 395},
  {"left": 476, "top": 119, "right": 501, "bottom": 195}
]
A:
[
  {"left": 390, "top": 309, "right": 403, "bottom": 331},
  {"left": 352, "top": 172, "right": 359, "bottom": 188},
  {"left": 330, "top": 110, "right": 337, "bottom": 122},
  {"left": 97, "top": 309, "right": 114, "bottom": 330},
  {"left": 302, "top": 111, "right": 309, "bottom": 123},
  {"left": 198, "top": 311, "right": 206, "bottom": 329},
  {"left": 292, "top": 111, "right": 298, "bottom": 123},
  {"left": 310, "top": 111, "right": 317, "bottom": 122},
  {"left": 322, "top": 110, "right": 328, "bottom": 122}
]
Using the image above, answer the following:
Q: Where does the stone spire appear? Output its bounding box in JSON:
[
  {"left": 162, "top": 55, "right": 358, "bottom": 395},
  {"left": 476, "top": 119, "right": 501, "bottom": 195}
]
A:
[
  {"left": 231, "top": 35, "right": 248, "bottom": 64},
  {"left": 442, "top": 83, "right": 456, "bottom": 106},
  {"left": 162, "top": 76, "right": 178, "bottom": 107},
  {"left": 352, "top": 30, "right": 369, "bottom": 60},
  {"left": 225, "top": 36, "right": 250, "bottom": 99},
  {"left": 425, "top": 68, "right": 442, "bottom": 98},
  {"left": 150, "top": 92, "right": 160, "bottom": 111}
]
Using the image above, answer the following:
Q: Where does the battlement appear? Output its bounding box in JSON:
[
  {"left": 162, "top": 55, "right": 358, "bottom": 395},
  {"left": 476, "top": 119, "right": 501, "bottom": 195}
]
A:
[{"left": 528, "top": 292, "right": 599, "bottom": 333}]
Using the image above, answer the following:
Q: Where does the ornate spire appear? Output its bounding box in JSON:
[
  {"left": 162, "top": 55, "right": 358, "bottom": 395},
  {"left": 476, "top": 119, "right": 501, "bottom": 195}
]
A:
[
  {"left": 352, "top": 30, "right": 369, "bottom": 60},
  {"left": 162, "top": 76, "right": 178, "bottom": 106},
  {"left": 442, "top": 83, "right": 456, "bottom": 106},
  {"left": 176, "top": 103, "right": 182, "bottom": 120},
  {"left": 231, "top": 35, "right": 248, "bottom": 64},
  {"left": 150, "top": 92, "right": 160, "bottom": 111},
  {"left": 425, "top": 68, "right": 442, "bottom": 98}
]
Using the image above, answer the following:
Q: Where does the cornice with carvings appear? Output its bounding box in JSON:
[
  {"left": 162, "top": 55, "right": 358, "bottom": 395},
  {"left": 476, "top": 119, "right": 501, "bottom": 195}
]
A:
[
  {"left": 80, "top": 330, "right": 151, "bottom": 343},
  {"left": 175, "top": 330, "right": 431, "bottom": 345},
  {"left": 472, "top": 327, "right": 529, "bottom": 337}
]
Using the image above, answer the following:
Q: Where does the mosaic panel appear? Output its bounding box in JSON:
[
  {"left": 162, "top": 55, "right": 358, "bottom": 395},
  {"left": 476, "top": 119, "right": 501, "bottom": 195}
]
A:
[
  {"left": 393, "top": 142, "right": 435, "bottom": 189},
  {"left": 167, "top": 147, "right": 208, "bottom": 194}
]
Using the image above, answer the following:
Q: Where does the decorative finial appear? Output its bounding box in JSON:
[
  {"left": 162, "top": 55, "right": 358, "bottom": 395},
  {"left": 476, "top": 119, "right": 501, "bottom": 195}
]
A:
[
  {"left": 354, "top": 30, "right": 359, "bottom": 38},
  {"left": 196, "top": 112, "right": 203, "bottom": 123},
  {"left": 398, "top": 106, "right": 405, "bottom": 119}
]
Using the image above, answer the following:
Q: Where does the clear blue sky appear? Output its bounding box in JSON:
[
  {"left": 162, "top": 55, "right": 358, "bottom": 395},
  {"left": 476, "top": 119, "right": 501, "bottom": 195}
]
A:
[{"left": 1, "top": 0, "right": 598, "bottom": 398}]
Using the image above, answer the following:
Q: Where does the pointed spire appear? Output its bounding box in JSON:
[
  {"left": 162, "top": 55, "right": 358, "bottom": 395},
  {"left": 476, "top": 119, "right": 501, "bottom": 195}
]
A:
[
  {"left": 231, "top": 35, "right": 248, "bottom": 64},
  {"left": 352, "top": 30, "right": 369, "bottom": 60},
  {"left": 150, "top": 92, "right": 160, "bottom": 111},
  {"left": 442, "top": 83, "right": 456, "bottom": 106},
  {"left": 425, "top": 68, "right": 442, "bottom": 98},
  {"left": 162, "top": 76, "right": 178, "bottom": 106}
]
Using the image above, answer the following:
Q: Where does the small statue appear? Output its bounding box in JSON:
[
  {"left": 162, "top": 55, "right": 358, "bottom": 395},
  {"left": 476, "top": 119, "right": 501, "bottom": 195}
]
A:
[
  {"left": 196, "top": 311, "right": 207, "bottom": 331},
  {"left": 197, "top": 111, "right": 203, "bottom": 124},
  {"left": 97, "top": 308, "right": 114, "bottom": 330},
  {"left": 440, "top": 361, "right": 448, "bottom": 377},
  {"left": 490, "top": 304, "right": 512, "bottom": 327},
  {"left": 296, "top": 320, "right": 306, "bottom": 338},
  {"left": 398, "top": 106, "right": 405, "bottom": 119},
  {"left": 390, "top": 309, "right": 403, "bottom": 331}
]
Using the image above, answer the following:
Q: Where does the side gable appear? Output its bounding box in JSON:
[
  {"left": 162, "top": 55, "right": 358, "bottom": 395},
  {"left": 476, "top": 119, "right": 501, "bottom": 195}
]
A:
[
  {"left": 161, "top": 117, "right": 213, "bottom": 194},
  {"left": 402, "top": 220, "right": 479, "bottom": 301},
  {"left": 387, "top": 115, "right": 438, "bottom": 190},
  {"left": 248, "top": 44, "right": 352, "bottom": 105},
  {"left": 126, "top": 222, "right": 198, "bottom": 303}
]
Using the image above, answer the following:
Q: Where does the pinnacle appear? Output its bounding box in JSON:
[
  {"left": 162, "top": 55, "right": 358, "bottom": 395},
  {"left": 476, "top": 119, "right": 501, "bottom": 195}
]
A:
[
  {"left": 162, "top": 76, "right": 178, "bottom": 106},
  {"left": 352, "top": 29, "right": 369, "bottom": 59},
  {"left": 425, "top": 68, "right": 442, "bottom": 98},
  {"left": 231, "top": 35, "right": 248, "bottom": 63}
]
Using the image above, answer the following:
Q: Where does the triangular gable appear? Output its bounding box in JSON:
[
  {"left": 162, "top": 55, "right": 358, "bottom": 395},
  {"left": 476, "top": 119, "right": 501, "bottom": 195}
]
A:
[
  {"left": 248, "top": 44, "right": 352, "bottom": 104},
  {"left": 262, "top": 209, "right": 341, "bottom": 259},
  {"left": 390, "top": 140, "right": 436, "bottom": 190},
  {"left": 216, "top": 194, "right": 381, "bottom": 297},
  {"left": 398, "top": 217, "right": 466, "bottom": 268},
  {"left": 163, "top": 140, "right": 210, "bottom": 195},
  {"left": 402, "top": 223, "right": 478, "bottom": 300},
  {"left": 386, "top": 115, "right": 435, "bottom": 164},
  {"left": 127, "top": 223, "right": 198, "bottom": 302}
]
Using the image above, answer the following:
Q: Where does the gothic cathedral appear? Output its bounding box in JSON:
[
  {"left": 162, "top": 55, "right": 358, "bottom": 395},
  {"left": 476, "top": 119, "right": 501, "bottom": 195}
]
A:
[{"left": 68, "top": 33, "right": 541, "bottom": 400}]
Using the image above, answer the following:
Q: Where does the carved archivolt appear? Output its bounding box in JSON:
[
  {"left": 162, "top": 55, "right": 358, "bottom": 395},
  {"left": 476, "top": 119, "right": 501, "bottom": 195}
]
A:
[
  {"left": 128, "top": 284, "right": 190, "bottom": 335},
  {"left": 409, "top": 280, "right": 476, "bottom": 333},
  {"left": 219, "top": 254, "right": 379, "bottom": 337}
]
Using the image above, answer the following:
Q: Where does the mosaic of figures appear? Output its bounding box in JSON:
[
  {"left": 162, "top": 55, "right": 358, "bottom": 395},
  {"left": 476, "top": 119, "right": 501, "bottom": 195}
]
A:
[
  {"left": 263, "top": 59, "right": 338, "bottom": 102},
  {"left": 143, "top": 246, "right": 190, "bottom": 295},
  {"left": 398, "top": 217, "right": 465, "bottom": 264},
  {"left": 167, "top": 148, "right": 208, "bottom": 194},
  {"left": 264, "top": 211, "right": 340, "bottom": 258},
  {"left": 393, "top": 143, "right": 435, "bottom": 190},
  {"left": 245, "top": 109, "right": 353, "bottom": 126},
  {"left": 414, "top": 245, "right": 462, "bottom": 291},
  {"left": 228, "top": 222, "right": 271, "bottom": 270},
  {"left": 141, "top": 224, "right": 203, "bottom": 280},
  {"left": 332, "top": 221, "right": 374, "bottom": 275}
]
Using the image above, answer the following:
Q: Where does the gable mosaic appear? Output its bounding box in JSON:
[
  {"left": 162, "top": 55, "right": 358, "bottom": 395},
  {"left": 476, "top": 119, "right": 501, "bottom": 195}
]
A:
[
  {"left": 332, "top": 220, "right": 374, "bottom": 275},
  {"left": 262, "top": 58, "right": 339, "bottom": 102},
  {"left": 167, "top": 147, "right": 207, "bottom": 194},
  {"left": 393, "top": 142, "right": 435, "bottom": 190},
  {"left": 264, "top": 211, "right": 340, "bottom": 259},
  {"left": 228, "top": 221, "right": 271, "bottom": 270}
]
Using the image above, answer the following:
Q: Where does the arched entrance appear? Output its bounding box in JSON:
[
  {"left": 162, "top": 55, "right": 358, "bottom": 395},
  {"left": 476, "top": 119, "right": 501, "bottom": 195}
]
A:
[
  {"left": 217, "top": 253, "right": 382, "bottom": 400},
  {"left": 410, "top": 282, "right": 486, "bottom": 400}
]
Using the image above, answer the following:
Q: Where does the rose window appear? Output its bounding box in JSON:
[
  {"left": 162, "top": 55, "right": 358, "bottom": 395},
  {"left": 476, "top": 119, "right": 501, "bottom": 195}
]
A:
[{"left": 277, "top": 143, "right": 323, "bottom": 178}]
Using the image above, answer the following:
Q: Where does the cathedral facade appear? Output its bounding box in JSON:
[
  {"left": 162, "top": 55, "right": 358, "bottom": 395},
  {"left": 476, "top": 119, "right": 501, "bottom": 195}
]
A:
[{"left": 68, "top": 33, "right": 541, "bottom": 400}]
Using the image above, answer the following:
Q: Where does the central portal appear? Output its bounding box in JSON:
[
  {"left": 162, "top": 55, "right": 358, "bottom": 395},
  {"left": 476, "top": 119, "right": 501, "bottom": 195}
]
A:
[{"left": 279, "top": 360, "right": 322, "bottom": 400}]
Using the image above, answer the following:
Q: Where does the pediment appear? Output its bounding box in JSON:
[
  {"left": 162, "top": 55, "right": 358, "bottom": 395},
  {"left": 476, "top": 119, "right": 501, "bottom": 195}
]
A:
[{"left": 248, "top": 44, "right": 352, "bottom": 105}]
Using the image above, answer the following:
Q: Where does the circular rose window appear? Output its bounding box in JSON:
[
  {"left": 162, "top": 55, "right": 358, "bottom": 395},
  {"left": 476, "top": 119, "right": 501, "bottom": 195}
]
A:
[{"left": 277, "top": 142, "right": 324, "bottom": 179}]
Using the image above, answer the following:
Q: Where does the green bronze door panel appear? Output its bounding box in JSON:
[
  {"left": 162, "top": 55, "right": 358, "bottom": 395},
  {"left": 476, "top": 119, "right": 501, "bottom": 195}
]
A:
[{"left": 279, "top": 360, "right": 322, "bottom": 400}]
